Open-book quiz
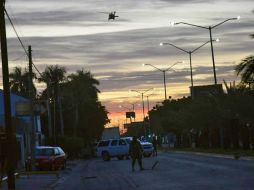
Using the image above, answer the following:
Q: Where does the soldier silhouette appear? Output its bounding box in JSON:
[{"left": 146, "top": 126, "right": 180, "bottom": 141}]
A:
[{"left": 129, "top": 136, "right": 144, "bottom": 172}]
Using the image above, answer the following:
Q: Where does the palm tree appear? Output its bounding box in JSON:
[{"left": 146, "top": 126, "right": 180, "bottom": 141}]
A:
[
  {"left": 38, "top": 65, "right": 66, "bottom": 138},
  {"left": 38, "top": 65, "right": 66, "bottom": 85},
  {"left": 235, "top": 56, "right": 254, "bottom": 83},
  {"left": 64, "top": 69, "right": 100, "bottom": 136},
  {"left": 9, "top": 66, "right": 36, "bottom": 98},
  {"left": 67, "top": 69, "right": 100, "bottom": 100},
  {"left": 235, "top": 15, "right": 254, "bottom": 86}
]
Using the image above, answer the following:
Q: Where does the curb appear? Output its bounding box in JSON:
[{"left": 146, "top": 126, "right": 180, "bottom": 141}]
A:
[
  {"left": 166, "top": 150, "right": 254, "bottom": 161},
  {"left": 1, "top": 170, "right": 60, "bottom": 182},
  {"left": 1, "top": 172, "right": 19, "bottom": 183}
]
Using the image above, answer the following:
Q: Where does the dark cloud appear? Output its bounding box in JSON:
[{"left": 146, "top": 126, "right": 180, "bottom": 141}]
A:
[
  {"left": 160, "top": 0, "right": 253, "bottom": 4},
  {"left": 3, "top": 0, "right": 253, "bottom": 103},
  {"left": 5, "top": 10, "right": 130, "bottom": 26},
  {"left": 6, "top": 20, "right": 253, "bottom": 78},
  {"left": 95, "top": 64, "right": 237, "bottom": 92}
]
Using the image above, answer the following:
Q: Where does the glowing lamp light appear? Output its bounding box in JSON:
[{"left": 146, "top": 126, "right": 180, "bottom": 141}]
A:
[{"left": 169, "top": 21, "right": 175, "bottom": 26}]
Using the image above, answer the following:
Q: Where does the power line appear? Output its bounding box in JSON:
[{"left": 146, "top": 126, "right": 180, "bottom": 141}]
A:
[
  {"left": 4, "top": 8, "right": 28, "bottom": 56},
  {"left": 4, "top": 8, "right": 44, "bottom": 78},
  {"left": 10, "top": 53, "right": 26, "bottom": 61}
]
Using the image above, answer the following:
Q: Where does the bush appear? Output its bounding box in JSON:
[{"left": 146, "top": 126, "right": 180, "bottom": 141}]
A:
[{"left": 44, "top": 136, "right": 85, "bottom": 159}]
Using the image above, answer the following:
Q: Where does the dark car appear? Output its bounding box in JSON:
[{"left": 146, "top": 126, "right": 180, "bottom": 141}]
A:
[{"left": 35, "top": 146, "right": 67, "bottom": 170}]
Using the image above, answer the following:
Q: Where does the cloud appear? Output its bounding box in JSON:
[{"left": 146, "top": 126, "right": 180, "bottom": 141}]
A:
[{"left": 2, "top": 0, "right": 254, "bottom": 114}]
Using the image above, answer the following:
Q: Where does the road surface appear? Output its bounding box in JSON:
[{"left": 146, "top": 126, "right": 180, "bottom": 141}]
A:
[{"left": 51, "top": 152, "right": 254, "bottom": 190}]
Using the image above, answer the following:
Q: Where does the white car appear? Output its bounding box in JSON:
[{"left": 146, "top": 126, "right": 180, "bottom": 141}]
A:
[
  {"left": 121, "top": 137, "right": 154, "bottom": 157},
  {"left": 96, "top": 139, "right": 129, "bottom": 161}
]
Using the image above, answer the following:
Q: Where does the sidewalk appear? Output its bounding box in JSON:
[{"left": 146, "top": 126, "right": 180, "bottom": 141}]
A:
[
  {"left": 0, "top": 159, "right": 82, "bottom": 190},
  {"left": 1, "top": 173, "right": 58, "bottom": 190}
]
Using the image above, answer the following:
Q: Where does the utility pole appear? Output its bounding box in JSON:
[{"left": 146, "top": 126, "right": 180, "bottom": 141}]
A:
[
  {"left": 53, "top": 87, "right": 57, "bottom": 145},
  {"left": 46, "top": 82, "right": 52, "bottom": 137},
  {"left": 0, "top": 0, "right": 16, "bottom": 188},
  {"left": 58, "top": 83, "right": 64, "bottom": 136},
  {"left": 28, "top": 45, "right": 36, "bottom": 170}
]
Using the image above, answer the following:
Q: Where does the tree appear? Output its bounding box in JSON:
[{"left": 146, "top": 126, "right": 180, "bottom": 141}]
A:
[
  {"left": 38, "top": 65, "right": 66, "bottom": 138},
  {"left": 38, "top": 65, "right": 66, "bottom": 89},
  {"left": 9, "top": 66, "right": 36, "bottom": 98},
  {"left": 61, "top": 69, "right": 109, "bottom": 142},
  {"left": 235, "top": 56, "right": 254, "bottom": 83},
  {"left": 235, "top": 11, "right": 254, "bottom": 85},
  {"left": 39, "top": 67, "right": 109, "bottom": 144}
]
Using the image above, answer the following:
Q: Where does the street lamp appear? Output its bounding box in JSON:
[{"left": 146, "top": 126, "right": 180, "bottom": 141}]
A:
[
  {"left": 119, "top": 105, "right": 132, "bottom": 112},
  {"left": 170, "top": 16, "right": 240, "bottom": 84},
  {"left": 131, "top": 88, "right": 153, "bottom": 136},
  {"left": 160, "top": 39, "right": 219, "bottom": 97},
  {"left": 143, "top": 61, "right": 183, "bottom": 100},
  {"left": 145, "top": 94, "right": 156, "bottom": 114}
]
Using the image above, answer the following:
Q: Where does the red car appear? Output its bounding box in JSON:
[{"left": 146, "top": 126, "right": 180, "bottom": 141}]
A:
[{"left": 35, "top": 146, "right": 67, "bottom": 170}]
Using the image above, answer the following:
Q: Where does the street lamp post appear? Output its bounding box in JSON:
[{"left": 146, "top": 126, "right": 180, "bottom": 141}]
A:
[
  {"left": 143, "top": 61, "right": 182, "bottom": 100},
  {"left": 131, "top": 88, "right": 153, "bottom": 137},
  {"left": 145, "top": 94, "right": 155, "bottom": 137},
  {"left": 171, "top": 16, "right": 240, "bottom": 84},
  {"left": 160, "top": 39, "right": 218, "bottom": 97},
  {"left": 145, "top": 94, "right": 155, "bottom": 114}
]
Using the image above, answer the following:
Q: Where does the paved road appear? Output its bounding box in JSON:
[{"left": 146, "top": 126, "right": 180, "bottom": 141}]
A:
[{"left": 51, "top": 152, "right": 254, "bottom": 190}]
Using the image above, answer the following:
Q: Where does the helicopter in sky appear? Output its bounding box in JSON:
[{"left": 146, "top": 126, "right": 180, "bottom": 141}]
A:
[{"left": 100, "top": 11, "right": 119, "bottom": 21}]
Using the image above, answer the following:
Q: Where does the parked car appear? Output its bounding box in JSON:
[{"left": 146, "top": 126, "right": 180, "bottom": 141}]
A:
[
  {"left": 121, "top": 137, "right": 154, "bottom": 157},
  {"left": 35, "top": 146, "right": 67, "bottom": 170},
  {"left": 96, "top": 139, "right": 129, "bottom": 161}
]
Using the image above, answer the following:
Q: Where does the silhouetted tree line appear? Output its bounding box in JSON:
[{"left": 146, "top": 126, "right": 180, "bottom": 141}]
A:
[
  {"left": 149, "top": 83, "right": 254, "bottom": 149},
  {"left": 9, "top": 65, "right": 109, "bottom": 153}
]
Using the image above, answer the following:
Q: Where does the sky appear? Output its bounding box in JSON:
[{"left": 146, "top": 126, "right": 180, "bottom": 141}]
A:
[{"left": 1, "top": 0, "right": 254, "bottom": 128}]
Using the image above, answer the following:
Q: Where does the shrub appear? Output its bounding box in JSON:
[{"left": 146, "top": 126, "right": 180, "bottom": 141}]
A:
[{"left": 44, "top": 136, "right": 84, "bottom": 159}]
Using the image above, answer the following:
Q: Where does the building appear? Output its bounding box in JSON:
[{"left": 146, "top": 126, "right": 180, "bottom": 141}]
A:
[
  {"left": 0, "top": 89, "right": 43, "bottom": 167},
  {"left": 191, "top": 84, "right": 224, "bottom": 98}
]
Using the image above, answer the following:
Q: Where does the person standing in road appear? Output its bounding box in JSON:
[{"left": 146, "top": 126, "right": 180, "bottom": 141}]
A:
[
  {"left": 152, "top": 136, "right": 157, "bottom": 156},
  {"left": 129, "top": 136, "right": 144, "bottom": 172}
]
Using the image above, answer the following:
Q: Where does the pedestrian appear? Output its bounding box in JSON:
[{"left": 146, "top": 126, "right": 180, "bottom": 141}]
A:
[
  {"left": 129, "top": 136, "right": 144, "bottom": 172},
  {"left": 152, "top": 136, "right": 157, "bottom": 156}
]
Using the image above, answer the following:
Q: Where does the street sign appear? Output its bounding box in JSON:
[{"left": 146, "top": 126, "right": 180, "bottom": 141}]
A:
[
  {"left": 126, "top": 112, "right": 135, "bottom": 118},
  {"left": 16, "top": 101, "right": 32, "bottom": 116}
]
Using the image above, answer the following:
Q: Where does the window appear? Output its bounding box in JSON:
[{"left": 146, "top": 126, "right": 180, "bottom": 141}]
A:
[
  {"left": 57, "top": 147, "right": 65, "bottom": 154},
  {"left": 54, "top": 148, "right": 60, "bottom": 155},
  {"left": 35, "top": 148, "right": 54, "bottom": 156},
  {"left": 124, "top": 138, "right": 132, "bottom": 144},
  {"left": 98, "top": 140, "right": 110, "bottom": 147},
  {"left": 111, "top": 140, "right": 118, "bottom": 146},
  {"left": 119, "top": 139, "right": 126, "bottom": 145}
]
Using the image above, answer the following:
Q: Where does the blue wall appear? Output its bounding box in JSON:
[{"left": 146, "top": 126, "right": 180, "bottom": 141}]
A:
[
  {"left": 0, "top": 89, "right": 32, "bottom": 134},
  {"left": 0, "top": 89, "right": 29, "bottom": 117}
]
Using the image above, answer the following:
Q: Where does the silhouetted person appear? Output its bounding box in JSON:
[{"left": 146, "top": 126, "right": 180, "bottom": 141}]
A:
[
  {"left": 129, "top": 136, "right": 144, "bottom": 171},
  {"left": 152, "top": 136, "right": 158, "bottom": 156}
]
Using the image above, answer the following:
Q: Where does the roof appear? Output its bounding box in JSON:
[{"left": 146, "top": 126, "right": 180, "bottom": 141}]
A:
[{"left": 36, "top": 146, "right": 55, "bottom": 149}]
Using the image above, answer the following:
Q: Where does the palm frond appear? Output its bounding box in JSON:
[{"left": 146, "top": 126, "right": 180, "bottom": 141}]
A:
[{"left": 235, "top": 56, "right": 254, "bottom": 82}]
